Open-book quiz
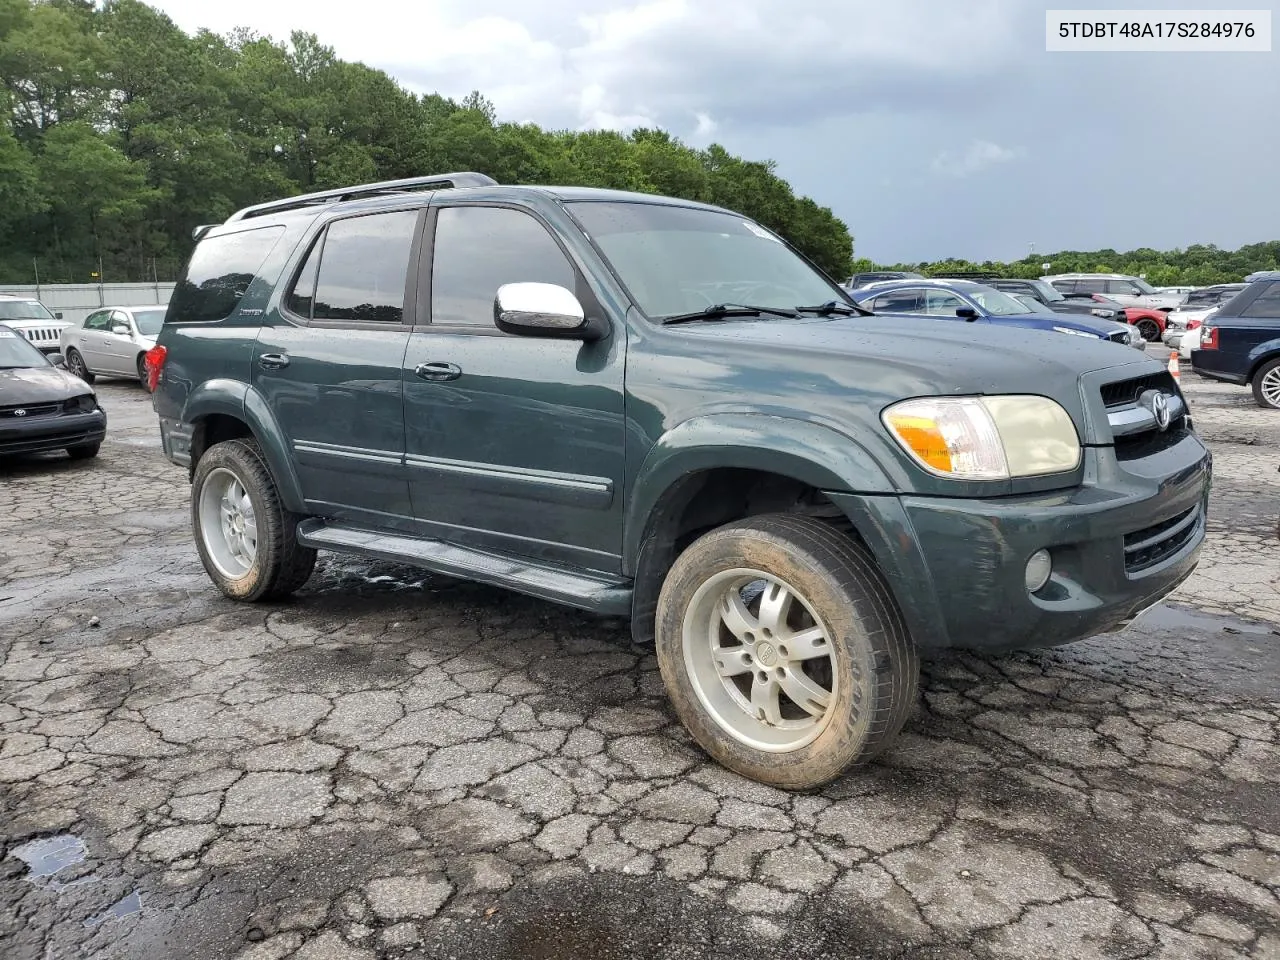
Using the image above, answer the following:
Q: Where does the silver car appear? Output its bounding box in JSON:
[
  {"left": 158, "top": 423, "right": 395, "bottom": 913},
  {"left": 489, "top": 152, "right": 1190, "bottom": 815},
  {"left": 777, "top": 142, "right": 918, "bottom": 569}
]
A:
[
  {"left": 1042, "top": 273, "right": 1186, "bottom": 312},
  {"left": 59, "top": 305, "right": 166, "bottom": 390}
]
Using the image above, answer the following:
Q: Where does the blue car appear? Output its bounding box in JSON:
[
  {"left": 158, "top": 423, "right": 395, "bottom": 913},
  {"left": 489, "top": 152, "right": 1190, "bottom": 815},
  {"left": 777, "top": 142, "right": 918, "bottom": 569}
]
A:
[
  {"left": 849, "top": 279, "right": 1143, "bottom": 350},
  {"left": 1191, "top": 275, "right": 1280, "bottom": 408}
]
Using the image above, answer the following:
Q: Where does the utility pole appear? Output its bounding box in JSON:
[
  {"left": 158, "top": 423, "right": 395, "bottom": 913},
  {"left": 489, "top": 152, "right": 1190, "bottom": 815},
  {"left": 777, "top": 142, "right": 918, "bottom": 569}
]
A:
[{"left": 33, "top": 259, "right": 40, "bottom": 300}]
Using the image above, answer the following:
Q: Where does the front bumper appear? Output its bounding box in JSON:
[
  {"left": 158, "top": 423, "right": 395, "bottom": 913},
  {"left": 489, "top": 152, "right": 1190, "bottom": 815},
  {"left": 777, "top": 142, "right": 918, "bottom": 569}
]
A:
[
  {"left": 828, "top": 437, "right": 1212, "bottom": 653},
  {"left": 0, "top": 410, "right": 106, "bottom": 455}
]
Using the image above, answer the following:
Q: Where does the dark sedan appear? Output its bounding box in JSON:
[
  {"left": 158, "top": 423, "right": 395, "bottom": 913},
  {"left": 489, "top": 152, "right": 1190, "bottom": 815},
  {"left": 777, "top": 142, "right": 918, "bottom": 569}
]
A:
[
  {"left": 1192, "top": 277, "right": 1280, "bottom": 408},
  {"left": 980, "top": 278, "right": 1129, "bottom": 324},
  {"left": 0, "top": 324, "right": 106, "bottom": 459}
]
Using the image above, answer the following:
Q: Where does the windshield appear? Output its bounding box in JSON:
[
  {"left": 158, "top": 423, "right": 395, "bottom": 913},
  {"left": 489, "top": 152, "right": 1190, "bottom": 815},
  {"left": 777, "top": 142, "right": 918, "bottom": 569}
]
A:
[
  {"left": 566, "top": 201, "right": 844, "bottom": 320},
  {"left": 0, "top": 300, "right": 56, "bottom": 321},
  {"left": 132, "top": 309, "right": 166, "bottom": 336},
  {"left": 1029, "top": 279, "right": 1065, "bottom": 302},
  {"left": 967, "top": 286, "right": 1033, "bottom": 315},
  {"left": 0, "top": 326, "right": 50, "bottom": 368},
  {"left": 1131, "top": 277, "right": 1158, "bottom": 294}
]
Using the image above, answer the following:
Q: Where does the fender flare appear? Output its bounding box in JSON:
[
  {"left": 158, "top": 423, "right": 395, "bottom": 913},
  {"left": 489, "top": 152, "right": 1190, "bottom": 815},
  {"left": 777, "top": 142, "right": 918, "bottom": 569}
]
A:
[
  {"left": 1247, "top": 340, "right": 1280, "bottom": 379},
  {"left": 182, "top": 380, "right": 305, "bottom": 513},
  {"left": 623, "top": 413, "right": 899, "bottom": 571}
]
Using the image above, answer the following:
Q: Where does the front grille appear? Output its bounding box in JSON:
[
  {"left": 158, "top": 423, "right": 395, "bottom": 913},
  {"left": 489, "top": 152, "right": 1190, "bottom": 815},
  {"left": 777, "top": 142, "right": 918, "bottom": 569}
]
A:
[
  {"left": 19, "top": 327, "right": 61, "bottom": 344},
  {"left": 1100, "top": 372, "right": 1178, "bottom": 407},
  {"left": 1124, "top": 504, "right": 1201, "bottom": 574},
  {"left": 0, "top": 401, "right": 61, "bottom": 419},
  {"left": 1107, "top": 330, "right": 1129, "bottom": 344}
]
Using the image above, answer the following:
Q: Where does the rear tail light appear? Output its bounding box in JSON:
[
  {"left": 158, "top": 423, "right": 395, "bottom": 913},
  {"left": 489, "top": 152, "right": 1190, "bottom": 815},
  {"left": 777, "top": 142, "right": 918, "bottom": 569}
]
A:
[
  {"left": 144, "top": 344, "right": 167, "bottom": 390},
  {"left": 1187, "top": 319, "right": 1202, "bottom": 330},
  {"left": 1199, "top": 326, "right": 1218, "bottom": 350}
]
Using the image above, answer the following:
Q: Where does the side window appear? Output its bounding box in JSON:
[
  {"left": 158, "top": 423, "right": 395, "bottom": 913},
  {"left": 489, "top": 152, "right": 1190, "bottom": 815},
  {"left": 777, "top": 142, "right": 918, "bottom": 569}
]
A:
[
  {"left": 312, "top": 210, "right": 419, "bottom": 324},
  {"left": 1107, "top": 279, "right": 1139, "bottom": 295},
  {"left": 430, "top": 206, "right": 575, "bottom": 327},
  {"left": 1075, "top": 278, "right": 1107, "bottom": 294},
  {"left": 168, "top": 226, "right": 284, "bottom": 324},
  {"left": 83, "top": 311, "right": 110, "bottom": 331},
  {"left": 286, "top": 234, "right": 324, "bottom": 320},
  {"left": 870, "top": 290, "right": 923, "bottom": 313},
  {"left": 1049, "top": 280, "right": 1075, "bottom": 294},
  {"left": 1241, "top": 283, "right": 1280, "bottom": 319},
  {"left": 923, "top": 290, "right": 967, "bottom": 316}
]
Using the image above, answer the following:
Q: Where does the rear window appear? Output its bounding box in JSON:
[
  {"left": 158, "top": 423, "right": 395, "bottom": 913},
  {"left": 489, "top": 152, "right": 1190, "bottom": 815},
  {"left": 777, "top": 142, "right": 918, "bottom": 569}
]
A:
[{"left": 167, "top": 226, "right": 284, "bottom": 324}]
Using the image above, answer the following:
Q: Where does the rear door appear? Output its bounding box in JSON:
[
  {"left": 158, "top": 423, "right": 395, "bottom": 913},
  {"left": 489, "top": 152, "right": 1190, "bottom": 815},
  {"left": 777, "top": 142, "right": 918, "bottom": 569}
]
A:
[{"left": 253, "top": 207, "right": 422, "bottom": 528}]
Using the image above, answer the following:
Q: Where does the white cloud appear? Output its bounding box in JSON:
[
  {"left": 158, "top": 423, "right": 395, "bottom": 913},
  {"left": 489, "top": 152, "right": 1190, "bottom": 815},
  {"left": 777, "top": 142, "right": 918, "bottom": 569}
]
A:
[{"left": 930, "top": 139, "right": 1025, "bottom": 178}]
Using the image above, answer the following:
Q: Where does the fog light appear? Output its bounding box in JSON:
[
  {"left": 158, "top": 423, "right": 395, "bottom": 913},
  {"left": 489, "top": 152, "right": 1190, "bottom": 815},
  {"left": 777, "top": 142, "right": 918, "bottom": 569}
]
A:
[{"left": 1025, "top": 549, "right": 1052, "bottom": 593}]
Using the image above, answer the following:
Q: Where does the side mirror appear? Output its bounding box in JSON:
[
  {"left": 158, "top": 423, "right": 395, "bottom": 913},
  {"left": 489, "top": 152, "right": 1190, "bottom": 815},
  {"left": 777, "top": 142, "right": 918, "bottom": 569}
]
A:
[
  {"left": 111, "top": 323, "right": 131, "bottom": 336},
  {"left": 54, "top": 312, "right": 64, "bottom": 320},
  {"left": 955, "top": 306, "right": 979, "bottom": 321},
  {"left": 493, "top": 282, "right": 607, "bottom": 341},
  {"left": 48, "top": 352, "right": 66, "bottom": 368}
]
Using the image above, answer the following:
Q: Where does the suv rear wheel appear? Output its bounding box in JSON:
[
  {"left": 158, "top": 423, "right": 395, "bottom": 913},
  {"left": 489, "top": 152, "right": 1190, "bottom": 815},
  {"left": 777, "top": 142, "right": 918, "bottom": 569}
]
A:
[
  {"left": 655, "top": 513, "right": 918, "bottom": 790},
  {"left": 1252, "top": 357, "right": 1280, "bottom": 410},
  {"left": 191, "top": 438, "right": 316, "bottom": 601}
]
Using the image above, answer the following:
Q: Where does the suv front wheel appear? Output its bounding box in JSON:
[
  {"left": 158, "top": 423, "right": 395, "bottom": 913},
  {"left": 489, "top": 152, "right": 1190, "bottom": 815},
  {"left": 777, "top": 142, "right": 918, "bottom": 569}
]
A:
[
  {"left": 655, "top": 513, "right": 919, "bottom": 790},
  {"left": 191, "top": 438, "right": 317, "bottom": 601}
]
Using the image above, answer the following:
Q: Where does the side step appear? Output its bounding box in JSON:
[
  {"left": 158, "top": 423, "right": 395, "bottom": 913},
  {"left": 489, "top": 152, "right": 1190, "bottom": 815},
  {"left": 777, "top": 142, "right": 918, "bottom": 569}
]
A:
[{"left": 295, "top": 519, "right": 633, "bottom": 616}]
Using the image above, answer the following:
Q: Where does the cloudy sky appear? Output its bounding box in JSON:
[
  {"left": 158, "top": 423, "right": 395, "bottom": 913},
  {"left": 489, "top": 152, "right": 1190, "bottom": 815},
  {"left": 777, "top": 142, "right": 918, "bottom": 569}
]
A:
[{"left": 150, "top": 0, "right": 1278, "bottom": 264}]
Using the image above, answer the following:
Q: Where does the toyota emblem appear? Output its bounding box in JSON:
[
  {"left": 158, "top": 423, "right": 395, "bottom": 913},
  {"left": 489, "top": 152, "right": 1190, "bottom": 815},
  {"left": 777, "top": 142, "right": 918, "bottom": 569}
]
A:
[
  {"left": 13, "top": 408, "right": 26, "bottom": 417},
  {"left": 1140, "top": 389, "right": 1171, "bottom": 432}
]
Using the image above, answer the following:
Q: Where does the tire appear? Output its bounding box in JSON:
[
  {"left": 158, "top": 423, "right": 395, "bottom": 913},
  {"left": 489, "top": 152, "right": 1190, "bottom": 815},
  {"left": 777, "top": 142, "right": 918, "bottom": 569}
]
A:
[
  {"left": 191, "top": 438, "right": 316, "bottom": 601},
  {"left": 66, "top": 348, "right": 95, "bottom": 383},
  {"left": 655, "top": 513, "right": 919, "bottom": 790},
  {"left": 66, "top": 443, "right": 100, "bottom": 460},
  {"left": 137, "top": 354, "right": 152, "bottom": 392},
  {"left": 1251, "top": 357, "right": 1280, "bottom": 410},
  {"left": 1136, "top": 318, "right": 1161, "bottom": 343}
]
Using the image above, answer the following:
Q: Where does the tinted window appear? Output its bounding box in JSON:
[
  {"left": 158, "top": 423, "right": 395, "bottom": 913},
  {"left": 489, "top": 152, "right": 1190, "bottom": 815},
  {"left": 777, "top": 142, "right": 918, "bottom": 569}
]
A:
[
  {"left": 871, "top": 290, "right": 924, "bottom": 313},
  {"left": 1075, "top": 279, "right": 1107, "bottom": 294},
  {"left": 1107, "top": 279, "right": 1140, "bottom": 295},
  {"left": 312, "top": 211, "right": 418, "bottom": 324},
  {"left": 924, "top": 290, "right": 967, "bottom": 315},
  {"left": 83, "top": 311, "right": 111, "bottom": 331},
  {"left": 1049, "top": 280, "right": 1076, "bottom": 294},
  {"left": 1241, "top": 283, "right": 1280, "bottom": 318},
  {"left": 169, "top": 226, "right": 284, "bottom": 324},
  {"left": 286, "top": 234, "right": 324, "bottom": 319},
  {"left": 431, "top": 206, "right": 575, "bottom": 326}
]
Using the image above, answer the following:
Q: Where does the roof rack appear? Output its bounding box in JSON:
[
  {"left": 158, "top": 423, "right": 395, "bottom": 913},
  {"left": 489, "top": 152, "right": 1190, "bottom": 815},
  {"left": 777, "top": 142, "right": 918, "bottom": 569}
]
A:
[
  {"left": 223, "top": 172, "right": 498, "bottom": 224},
  {"left": 936, "top": 271, "right": 1000, "bottom": 281}
]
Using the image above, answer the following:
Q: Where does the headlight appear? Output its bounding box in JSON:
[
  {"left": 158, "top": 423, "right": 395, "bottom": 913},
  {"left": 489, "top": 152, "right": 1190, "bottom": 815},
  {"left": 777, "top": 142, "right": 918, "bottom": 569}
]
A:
[
  {"left": 882, "top": 396, "right": 1081, "bottom": 480},
  {"left": 1052, "top": 325, "right": 1103, "bottom": 339},
  {"left": 68, "top": 394, "right": 97, "bottom": 413},
  {"left": 1089, "top": 308, "right": 1112, "bottom": 318}
]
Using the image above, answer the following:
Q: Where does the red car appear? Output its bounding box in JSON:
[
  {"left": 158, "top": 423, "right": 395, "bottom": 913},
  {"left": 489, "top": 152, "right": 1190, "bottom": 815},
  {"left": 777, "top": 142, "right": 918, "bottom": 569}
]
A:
[{"left": 1123, "top": 307, "right": 1167, "bottom": 344}]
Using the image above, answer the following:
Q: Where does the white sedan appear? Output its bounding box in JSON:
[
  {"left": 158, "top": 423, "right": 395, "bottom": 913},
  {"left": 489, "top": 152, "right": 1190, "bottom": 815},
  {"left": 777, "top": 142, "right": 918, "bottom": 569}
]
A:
[{"left": 59, "top": 305, "right": 166, "bottom": 390}]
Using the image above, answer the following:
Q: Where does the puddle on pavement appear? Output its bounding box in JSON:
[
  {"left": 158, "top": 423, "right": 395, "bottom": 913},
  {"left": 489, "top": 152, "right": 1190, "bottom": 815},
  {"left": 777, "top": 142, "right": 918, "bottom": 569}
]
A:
[
  {"left": 10, "top": 834, "right": 96, "bottom": 892},
  {"left": 1131, "top": 602, "right": 1276, "bottom": 636},
  {"left": 84, "top": 890, "right": 144, "bottom": 928},
  {"left": 10, "top": 833, "right": 143, "bottom": 929}
]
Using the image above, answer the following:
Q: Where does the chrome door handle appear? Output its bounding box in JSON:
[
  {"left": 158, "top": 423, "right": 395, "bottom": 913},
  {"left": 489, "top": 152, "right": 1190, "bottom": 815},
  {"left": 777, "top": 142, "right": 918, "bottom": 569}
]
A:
[
  {"left": 414, "top": 361, "right": 461, "bottom": 382},
  {"left": 258, "top": 353, "right": 290, "bottom": 370}
]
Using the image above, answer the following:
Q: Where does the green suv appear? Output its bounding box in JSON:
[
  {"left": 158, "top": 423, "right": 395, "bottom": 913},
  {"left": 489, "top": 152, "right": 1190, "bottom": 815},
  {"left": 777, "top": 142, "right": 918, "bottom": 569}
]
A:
[{"left": 149, "top": 172, "right": 1211, "bottom": 789}]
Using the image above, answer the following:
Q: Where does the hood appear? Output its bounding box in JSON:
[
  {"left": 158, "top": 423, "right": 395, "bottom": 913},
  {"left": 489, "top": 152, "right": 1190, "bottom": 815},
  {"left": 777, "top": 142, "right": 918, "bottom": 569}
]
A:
[
  {"left": 995, "top": 310, "right": 1126, "bottom": 339},
  {"left": 1146, "top": 293, "right": 1186, "bottom": 309},
  {"left": 0, "top": 365, "right": 94, "bottom": 404}
]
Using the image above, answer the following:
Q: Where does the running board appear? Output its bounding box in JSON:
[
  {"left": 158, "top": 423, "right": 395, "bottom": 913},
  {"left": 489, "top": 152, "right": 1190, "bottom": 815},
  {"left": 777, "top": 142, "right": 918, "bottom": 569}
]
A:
[{"left": 295, "top": 519, "right": 632, "bottom": 616}]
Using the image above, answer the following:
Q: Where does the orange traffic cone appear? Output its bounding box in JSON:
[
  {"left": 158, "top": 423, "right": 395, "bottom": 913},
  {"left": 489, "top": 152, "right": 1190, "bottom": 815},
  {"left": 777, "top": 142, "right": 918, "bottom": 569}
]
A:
[{"left": 1168, "top": 350, "right": 1180, "bottom": 379}]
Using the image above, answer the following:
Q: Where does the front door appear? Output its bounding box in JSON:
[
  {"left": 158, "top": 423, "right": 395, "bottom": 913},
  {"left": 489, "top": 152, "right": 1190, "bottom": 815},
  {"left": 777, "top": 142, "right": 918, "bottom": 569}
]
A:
[
  {"left": 253, "top": 207, "right": 422, "bottom": 528},
  {"left": 101, "top": 310, "right": 136, "bottom": 375},
  {"left": 403, "top": 203, "right": 626, "bottom": 573},
  {"left": 77, "top": 310, "right": 114, "bottom": 370}
]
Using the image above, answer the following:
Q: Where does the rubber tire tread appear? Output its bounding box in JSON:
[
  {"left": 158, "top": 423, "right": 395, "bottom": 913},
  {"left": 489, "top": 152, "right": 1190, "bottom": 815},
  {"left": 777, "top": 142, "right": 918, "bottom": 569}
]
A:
[
  {"left": 66, "top": 348, "right": 95, "bottom": 384},
  {"left": 1251, "top": 357, "right": 1280, "bottom": 409},
  {"left": 655, "top": 512, "right": 919, "bottom": 790},
  {"left": 191, "top": 438, "right": 316, "bottom": 602}
]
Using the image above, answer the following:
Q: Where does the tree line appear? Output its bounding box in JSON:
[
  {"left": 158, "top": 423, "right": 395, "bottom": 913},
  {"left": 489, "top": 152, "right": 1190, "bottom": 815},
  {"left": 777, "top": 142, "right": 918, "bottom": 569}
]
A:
[
  {"left": 0, "top": 0, "right": 853, "bottom": 284},
  {"left": 857, "top": 240, "right": 1280, "bottom": 287}
]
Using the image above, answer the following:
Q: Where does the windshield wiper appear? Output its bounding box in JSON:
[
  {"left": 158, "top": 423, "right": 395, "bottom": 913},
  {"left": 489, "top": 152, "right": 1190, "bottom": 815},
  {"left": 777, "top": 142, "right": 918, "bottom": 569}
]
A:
[
  {"left": 661, "top": 303, "right": 801, "bottom": 326},
  {"left": 795, "top": 300, "right": 867, "bottom": 316}
]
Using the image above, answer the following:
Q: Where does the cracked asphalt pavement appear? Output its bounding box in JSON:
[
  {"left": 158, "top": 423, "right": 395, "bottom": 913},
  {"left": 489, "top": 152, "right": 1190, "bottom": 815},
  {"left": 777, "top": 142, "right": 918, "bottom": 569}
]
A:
[{"left": 2, "top": 360, "right": 1278, "bottom": 960}]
